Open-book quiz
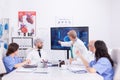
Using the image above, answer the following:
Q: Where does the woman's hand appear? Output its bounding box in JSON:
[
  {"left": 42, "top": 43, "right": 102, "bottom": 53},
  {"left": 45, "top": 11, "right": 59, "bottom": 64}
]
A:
[{"left": 14, "top": 59, "right": 31, "bottom": 68}]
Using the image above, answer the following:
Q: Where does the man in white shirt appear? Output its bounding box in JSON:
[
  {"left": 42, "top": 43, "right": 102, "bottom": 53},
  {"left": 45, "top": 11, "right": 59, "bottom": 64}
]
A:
[
  {"left": 26, "top": 38, "right": 47, "bottom": 65},
  {"left": 87, "top": 40, "right": 96, "bottom": 62},
  {"left": 58, "top": 30, "right": 88, "bottom": 64}
]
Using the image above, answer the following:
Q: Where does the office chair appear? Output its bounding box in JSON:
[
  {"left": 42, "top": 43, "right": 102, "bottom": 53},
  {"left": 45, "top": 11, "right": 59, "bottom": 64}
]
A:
[{"left": 111, "top": 48, "right": 120, "bottom": 80}]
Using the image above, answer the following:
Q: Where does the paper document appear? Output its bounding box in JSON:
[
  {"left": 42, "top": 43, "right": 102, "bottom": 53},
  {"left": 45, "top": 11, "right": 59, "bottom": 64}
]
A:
[
  {"left": 68, "top": 65, "right": 87, "bottom": 73},
  {"left": 34, "top": 68, "right": 48, "bottom": 74},
  {"left": 16, "top": 68, "right": 36, "bottom": 73}
]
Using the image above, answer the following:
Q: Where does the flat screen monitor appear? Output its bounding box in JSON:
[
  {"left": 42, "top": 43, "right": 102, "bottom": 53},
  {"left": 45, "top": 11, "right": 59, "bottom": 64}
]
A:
[{"left": 51, "top": 27, "right": 89, "bottom": 50}]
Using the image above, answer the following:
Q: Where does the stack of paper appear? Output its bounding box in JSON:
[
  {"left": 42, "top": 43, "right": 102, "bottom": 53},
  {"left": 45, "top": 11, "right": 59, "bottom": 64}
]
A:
[
  {"left": 16, "top": 68, "right": 36, "bottom": 73},
  {"left": 68, "top": 65, "right": 87, "bottom": 74},
  {"left": 33, "top": 68, "right": 48, "bottom": 74}
]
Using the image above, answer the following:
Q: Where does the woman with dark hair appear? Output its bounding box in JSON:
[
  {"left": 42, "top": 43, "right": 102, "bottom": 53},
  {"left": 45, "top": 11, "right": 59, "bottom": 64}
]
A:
[
  {"left": 76, "top": 40, "right": 114, "bottom": 80},
  {"left": 3, "top": 43, "right": 30, "bottom": 73}
]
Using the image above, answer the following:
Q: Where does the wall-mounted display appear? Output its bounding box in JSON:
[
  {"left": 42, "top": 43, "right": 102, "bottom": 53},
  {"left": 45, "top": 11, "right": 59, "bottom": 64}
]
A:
[
  {"left": 51, "top": 27, "right": 89, "bottom": 50},
  {"left": 18, "top": 11, "right": 36, "bottom": 37}
]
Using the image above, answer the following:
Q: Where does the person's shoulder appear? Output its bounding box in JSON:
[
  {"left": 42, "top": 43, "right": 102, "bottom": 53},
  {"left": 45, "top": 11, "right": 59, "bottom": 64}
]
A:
[
  {"left": 99, "top": 57, "right": 109, "bottom": 60},
  {"left": 3, "top": 56, "right": 10, "bottom": 59},
  {"left": 98, "top": 57, "right": 110, "bottom": 63},
  {"left": 26, "top": 48, "right": 37, "bottom": 57},
  {"left": 14, "top": 56, "right": 20, "bottom": 59},
  {"left": 29, "top": 48, "right": 36, "bottom": 52},
  {"left": 3, "top": 56, "right": 11, "bottom": 61},
  {"left": 77, "top": 38, "right": 85, "bottom": 44},
  {"left": 97, "top": 57, "right": 113, "bottom": 68},
  {"left": 41, "top": 49, "right": 47, "bottom": 53}
]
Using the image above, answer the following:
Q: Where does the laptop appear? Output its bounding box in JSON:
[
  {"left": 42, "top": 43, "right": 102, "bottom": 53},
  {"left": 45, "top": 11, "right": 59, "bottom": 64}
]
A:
[{"left": 23, "top": 64, "right": 37, "bottom": 68}]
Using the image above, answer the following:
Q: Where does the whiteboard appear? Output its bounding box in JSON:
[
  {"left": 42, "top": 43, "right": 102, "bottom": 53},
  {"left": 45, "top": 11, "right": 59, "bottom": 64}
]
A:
[{"left": 12, "top": 37, "right": 33, "bottom": 49}]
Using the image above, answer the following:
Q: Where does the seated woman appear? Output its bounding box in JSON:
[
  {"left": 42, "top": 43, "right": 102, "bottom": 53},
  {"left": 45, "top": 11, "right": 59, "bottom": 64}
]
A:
[
  {"left": 76, "top": 40, "right": 114, "bottom": 80},
  {"left": 3, "top": 43, "right": 30, "bottom": 73}
]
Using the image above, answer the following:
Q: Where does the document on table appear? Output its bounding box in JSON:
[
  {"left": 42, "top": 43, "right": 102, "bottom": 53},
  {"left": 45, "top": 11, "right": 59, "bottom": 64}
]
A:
[
  {"left": 16, "top": 68, "right": 36, "bottom": 73},
  {"left": 68, "top": 65, "right": 87, "bottom": 74},
  {"left": 33, "top": 68, "right": 48, "bottom": 74}
]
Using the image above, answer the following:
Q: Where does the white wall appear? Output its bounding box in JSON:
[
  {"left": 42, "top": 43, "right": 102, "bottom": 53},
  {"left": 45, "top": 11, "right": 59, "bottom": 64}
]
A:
[
  {"left": 111, "top": 0, "right": 120, "bottom": 48},
  {"left": 0, "top": 0, "right": 112, "bottom": 60}
]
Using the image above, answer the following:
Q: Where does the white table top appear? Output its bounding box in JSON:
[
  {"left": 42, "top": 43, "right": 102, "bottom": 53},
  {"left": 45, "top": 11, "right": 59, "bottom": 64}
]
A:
[{"left": 2, "top": 67, "right": 103, "bottom": 80}]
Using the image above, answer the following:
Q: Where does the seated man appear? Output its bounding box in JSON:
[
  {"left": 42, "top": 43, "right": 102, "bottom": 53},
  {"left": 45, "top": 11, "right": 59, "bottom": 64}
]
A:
[
  {"left": 26, "top": 38, "right": 47, "bottom": 65},
  {"left": 87, "top": 40, "right": 96, "bottom": 62}
]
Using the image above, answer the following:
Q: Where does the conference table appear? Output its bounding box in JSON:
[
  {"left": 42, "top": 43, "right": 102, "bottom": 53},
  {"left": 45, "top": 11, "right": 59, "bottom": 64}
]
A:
[{"left": 2, "top": 66, "right": 103, "bottom": 80}]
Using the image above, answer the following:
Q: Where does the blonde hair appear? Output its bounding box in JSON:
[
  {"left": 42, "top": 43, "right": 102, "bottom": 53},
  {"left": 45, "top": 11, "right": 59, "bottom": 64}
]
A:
[{"left": 67, "top": 30, "right": 77, "bottom": 39}]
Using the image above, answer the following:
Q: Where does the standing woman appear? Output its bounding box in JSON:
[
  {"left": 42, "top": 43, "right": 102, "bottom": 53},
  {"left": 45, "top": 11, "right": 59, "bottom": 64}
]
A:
[
  {"left": 3, "top": 43, "right": 30, "bottom": 73},
  {"left": 76, "top": 40, "right": 114, "bottom": 80}
]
